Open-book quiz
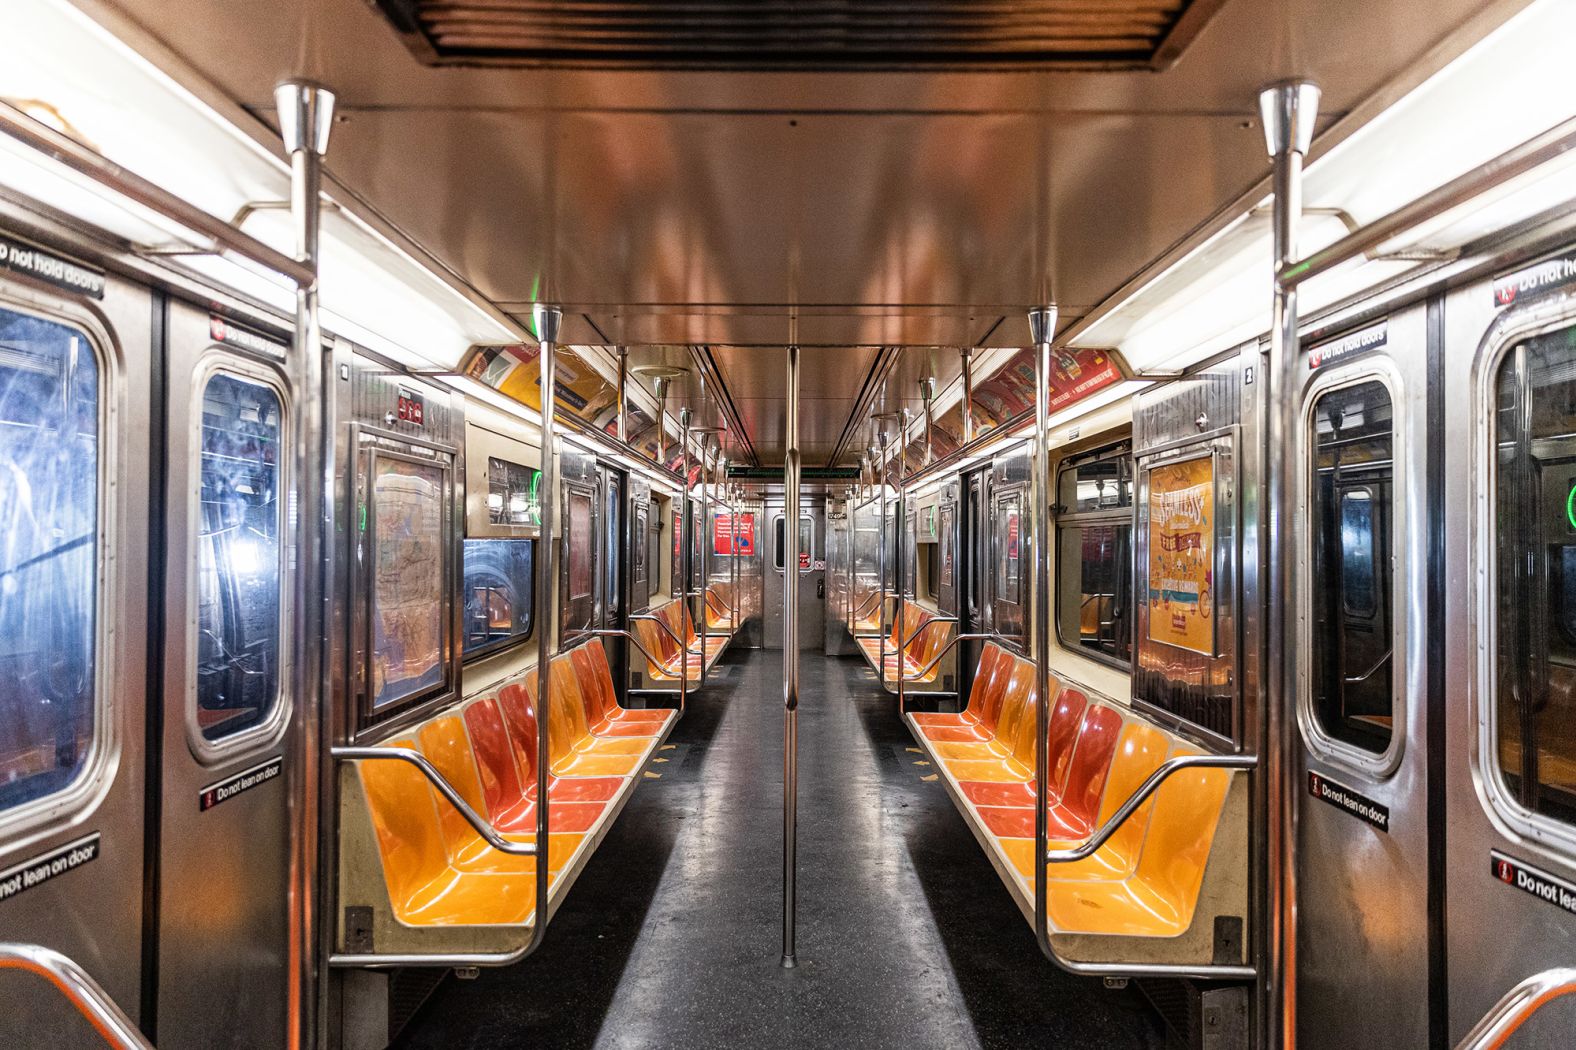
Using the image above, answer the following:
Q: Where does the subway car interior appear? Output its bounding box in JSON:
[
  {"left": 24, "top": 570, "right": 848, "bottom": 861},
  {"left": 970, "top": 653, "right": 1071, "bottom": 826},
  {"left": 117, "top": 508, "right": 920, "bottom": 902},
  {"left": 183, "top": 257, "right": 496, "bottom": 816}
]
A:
[{"left": 4, "top": 0, "right": 1576, "bottom": 1047}]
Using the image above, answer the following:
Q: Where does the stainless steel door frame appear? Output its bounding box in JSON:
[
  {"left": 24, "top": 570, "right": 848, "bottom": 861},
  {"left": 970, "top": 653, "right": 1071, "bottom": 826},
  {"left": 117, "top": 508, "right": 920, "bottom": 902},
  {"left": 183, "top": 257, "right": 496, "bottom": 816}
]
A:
[
  {"left": 764, "top": 500, "right": 825, "bottom": 651},
  {"left": 1444, "top": 276, "right": 1576, "bottom": 1043},
  {"left": 155, "top": 299, "right": 294, "bottom": 1049},
  {"left": 1293, "top": 305, "right": 1433, "bottom": 1050},
  {"left": 0, "top": 270, "right": 151, "bottom": 1041}
]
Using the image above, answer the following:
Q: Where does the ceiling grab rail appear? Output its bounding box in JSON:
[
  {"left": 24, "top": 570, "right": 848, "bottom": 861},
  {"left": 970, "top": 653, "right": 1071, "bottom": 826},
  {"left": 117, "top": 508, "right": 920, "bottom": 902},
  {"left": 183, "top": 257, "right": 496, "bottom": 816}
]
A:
[
  {"left": 1454, "top": 968, "right": 1576, "bottom": 1050},
  {"left": 0, "top": 99, "right": 315, "bottom": 287},
  {"left": 0, "top": 943, "right": 152, "bottom": 1049}
]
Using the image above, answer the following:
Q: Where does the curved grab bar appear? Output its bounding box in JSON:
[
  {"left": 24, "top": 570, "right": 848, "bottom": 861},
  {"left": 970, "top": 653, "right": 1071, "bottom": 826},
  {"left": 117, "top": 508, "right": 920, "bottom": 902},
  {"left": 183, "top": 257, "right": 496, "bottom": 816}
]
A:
[
  {"left": 333, "top": 747, "right": 538, "bottom": 857},
  {"left": 895, "top": 632, "right": 1003, "bottom": 683},
  {"left": 629, "top": 612, "right": 689, "bottom": 651},
  {"left": 588, "top": 628, "right": 682, "bottom": 678},
  {"left": 1046, "top": 754, "right": 1257, "bottom": 864},
  {"left": 898, "top": 615, "right": 958, "bottom": 652},
  {"left": 0, "top": 943, "right": 151, "bottom": 1048},
  {"left": 1455, "top": 967, "right": 1576, "bottom": 1050}
]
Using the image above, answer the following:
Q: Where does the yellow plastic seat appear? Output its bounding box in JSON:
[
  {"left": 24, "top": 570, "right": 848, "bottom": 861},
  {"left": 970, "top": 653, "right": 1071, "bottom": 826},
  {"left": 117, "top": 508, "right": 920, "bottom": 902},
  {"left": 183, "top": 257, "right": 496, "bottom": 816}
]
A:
[
  {"left": 528, "top": 669, "right": 647, "bottom": 778},
  {"left": 1043, "top": 748, "right": 1231, "bottom": 936}
]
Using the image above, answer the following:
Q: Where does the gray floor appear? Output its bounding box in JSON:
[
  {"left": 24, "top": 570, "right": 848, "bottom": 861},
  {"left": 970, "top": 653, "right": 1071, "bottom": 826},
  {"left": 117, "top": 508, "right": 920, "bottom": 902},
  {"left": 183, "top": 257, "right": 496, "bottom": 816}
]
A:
[{"left": 394, "top": 649, "right": 1167, "bottom": 1049}]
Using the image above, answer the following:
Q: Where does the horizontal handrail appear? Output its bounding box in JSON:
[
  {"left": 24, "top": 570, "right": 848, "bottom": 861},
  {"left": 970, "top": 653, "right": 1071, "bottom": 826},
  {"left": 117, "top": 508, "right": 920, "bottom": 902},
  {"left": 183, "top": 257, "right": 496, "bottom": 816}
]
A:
[
  {"left": 1046, "top": 753, "right": 1256, "bottom": 864},
  {"left": 334, "top": 747, "right": 537, "bottom": 857},
  {"left": 896, "top": 631, "right": 1001, "bottom": 683},
  {"left": 1281, "top": 113, "right": 1576, "bottom": 289},
  {"left": 898, "top": 614, "right": 958, "bottom": 652},
  {"left": 0, "top": 100, "right": 315, "bottom": 288},
  {"left": 0, "top": 943, "right": 151, "bottom": 1048},
  {"left": 588, "top": 627, "right": 681, "bottom": 676},
  {"left": 1456, "top": 967, "right": 1576, "bottom": 1050}
]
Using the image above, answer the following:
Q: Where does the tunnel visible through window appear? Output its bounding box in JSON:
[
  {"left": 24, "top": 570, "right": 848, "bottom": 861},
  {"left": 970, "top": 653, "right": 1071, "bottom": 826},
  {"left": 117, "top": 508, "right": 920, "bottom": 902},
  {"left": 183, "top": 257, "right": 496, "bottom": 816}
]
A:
[
  {"left": 1056, "top": 442, "right": 1133, "bottom": 666},
  {"left": 1494, "top": 322, "right": 1576, "bottom": 827},
  {"left": 0, "top": 307, "right": 99, "bottom": 813},
  {"left": 1309, "top": 379, "right": 1395, "bottom": 755},
  {"left": 462, "top": 539, "right": 533, "bottom": 659},
  {"left": 196, "top": 372, "right": 284, "bottom": 741}
]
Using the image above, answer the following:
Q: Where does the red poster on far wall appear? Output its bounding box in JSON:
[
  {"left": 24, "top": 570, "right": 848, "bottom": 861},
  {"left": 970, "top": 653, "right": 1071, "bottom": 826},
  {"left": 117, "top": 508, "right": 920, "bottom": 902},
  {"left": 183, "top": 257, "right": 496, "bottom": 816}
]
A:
[{"left": 713, "top": 512, "right": 756, "bottom": 556}]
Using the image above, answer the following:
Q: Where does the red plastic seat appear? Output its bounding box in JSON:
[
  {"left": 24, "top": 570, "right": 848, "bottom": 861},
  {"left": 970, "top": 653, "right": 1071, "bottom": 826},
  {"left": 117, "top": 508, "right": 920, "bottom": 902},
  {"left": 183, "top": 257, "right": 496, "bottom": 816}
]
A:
[
  {"left": 464, "top": 697, "right": 607, "bottom": 833},
  {"left": 974, "top": 698, "right": 1122, "bottom": 839},
  {"left": 496, "top": 682, "right": 623, "bottom": 802}
]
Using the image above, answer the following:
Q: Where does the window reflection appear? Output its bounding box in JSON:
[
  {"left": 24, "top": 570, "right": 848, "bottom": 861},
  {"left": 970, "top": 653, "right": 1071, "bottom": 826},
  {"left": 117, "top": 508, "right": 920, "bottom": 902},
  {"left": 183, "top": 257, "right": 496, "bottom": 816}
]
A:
[
  {"left": 0, "top": 307, "right": 98, "bottom": 812},
  {"left": 196, "top": 373, "right": 283, "bottom": 741}
]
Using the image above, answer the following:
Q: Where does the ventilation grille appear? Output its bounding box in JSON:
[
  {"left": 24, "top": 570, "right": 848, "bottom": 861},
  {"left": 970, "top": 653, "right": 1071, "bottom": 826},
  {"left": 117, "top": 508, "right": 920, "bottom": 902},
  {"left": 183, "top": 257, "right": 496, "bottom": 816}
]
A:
[{"left": 374, "top": 0, "right": 1224, "bottom": 70}]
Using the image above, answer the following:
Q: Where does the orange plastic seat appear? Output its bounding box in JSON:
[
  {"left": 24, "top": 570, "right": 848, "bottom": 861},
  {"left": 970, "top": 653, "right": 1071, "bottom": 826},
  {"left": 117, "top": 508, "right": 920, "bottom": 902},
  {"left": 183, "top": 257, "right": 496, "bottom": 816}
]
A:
[
  {"left": 965, "top": 699, "right": 1120, "bottom": 812},
  {"left": 913, "top": 644, "right": 1008, "bottom": 740},
  {"left": 571, "top": 641, "right": 670, "bottom": 737},
  {"left": 1001, "top": 721, "right": 1169, "bottom": 884},
  {"left": 935, "top": 661, "right": 1042, "bottom": 780},
  {"left": 635, "top": 603, "right": 709, "bottom": 681},
  {"left": 414, "top": 719, "right": 589, "bottom": 868},
  {"left": 358, "top": 739, "right": 577, "bottom": 927},
  {"left": 677, "top": 603, "right": 728, "bottom": 659},
  {"left": 1043, "top": 749, "right": 1232, "bottom": 936},
  {"left": 520, "top": 667, "right": 648, "bottom": 778}
]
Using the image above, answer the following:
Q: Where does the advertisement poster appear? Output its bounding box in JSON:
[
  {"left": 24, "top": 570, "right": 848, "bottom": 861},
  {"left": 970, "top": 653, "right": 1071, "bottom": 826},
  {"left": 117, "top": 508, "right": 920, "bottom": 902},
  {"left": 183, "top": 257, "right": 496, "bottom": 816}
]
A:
[
  {"left": 1147, "top": 456, "right": 1215, "bottom": 655},
  {"left": 713, "top": 512, "right": 756, "bottom": 556}
]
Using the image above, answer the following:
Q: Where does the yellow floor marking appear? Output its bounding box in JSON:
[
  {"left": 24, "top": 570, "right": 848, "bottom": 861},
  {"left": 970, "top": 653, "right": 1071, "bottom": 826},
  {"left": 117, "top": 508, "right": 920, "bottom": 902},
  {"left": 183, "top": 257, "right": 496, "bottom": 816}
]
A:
[
  {"left": 920, "top": 774, "right": 939, "bottom": 782},
  {"left": 913, "top": 760, "right": 931, "bottom": 767},
  {"left": 653, "top": 757, "right": 669, "bottom": 763},
  {"left": 905, "top": 747, "right": 923, "bottom": 753},
  {"left": 644, "top": 771, "right": 662, "bottom": 779},
  {"left": 660, "top": 744, "right": 677, "bottom": 750}
]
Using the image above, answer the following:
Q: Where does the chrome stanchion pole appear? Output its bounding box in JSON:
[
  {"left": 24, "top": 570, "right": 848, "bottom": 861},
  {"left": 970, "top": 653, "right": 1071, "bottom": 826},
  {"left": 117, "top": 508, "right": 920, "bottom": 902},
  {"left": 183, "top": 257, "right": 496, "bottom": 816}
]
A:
[
  {"left": 895, "top": 408, "right": 910, "bottom": 714},
  {"left": 679, "top": 407, "right": 692, "bottom": 715},
  {"left": 960, "top": 347, "right": 975, "bottom": 446},
  {"left": 527, "top": 302, "right": 563, "bottom": 957},
  {"left": 1259, "top": 79, "right": 1319, "bottom": 1050},
  {"left": 782, "top": 343, "right": 801, "bottom": 968},
  {"left": 276, "top": 78, "right": 333, "bottom": 1050},
  {"left": 1029, "top": 304, "right": 1059, "bottom": 963}
]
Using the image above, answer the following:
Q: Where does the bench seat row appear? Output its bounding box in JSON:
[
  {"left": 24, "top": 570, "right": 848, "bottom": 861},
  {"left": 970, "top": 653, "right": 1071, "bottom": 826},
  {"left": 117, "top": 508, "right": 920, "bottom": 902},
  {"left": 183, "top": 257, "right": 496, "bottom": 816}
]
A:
[
  {"left": 905, "top": 642, "right": 1234, "bottom": 940},
  {"left": 353, "top": 639, "right": 675, "bottom": 929},
  {"left": 855, "top": 601, "right": 953, "bottom": 690},
  {"left": 635, "top": 589, "right": 739, "bottom": 684}
]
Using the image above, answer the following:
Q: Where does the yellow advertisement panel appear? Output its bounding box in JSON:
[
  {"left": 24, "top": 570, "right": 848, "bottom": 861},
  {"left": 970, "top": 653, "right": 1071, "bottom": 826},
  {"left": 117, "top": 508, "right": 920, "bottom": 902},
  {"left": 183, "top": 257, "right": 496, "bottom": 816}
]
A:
[{"left": 1147, "top": 456, "right": 1215, "bottom": 655}]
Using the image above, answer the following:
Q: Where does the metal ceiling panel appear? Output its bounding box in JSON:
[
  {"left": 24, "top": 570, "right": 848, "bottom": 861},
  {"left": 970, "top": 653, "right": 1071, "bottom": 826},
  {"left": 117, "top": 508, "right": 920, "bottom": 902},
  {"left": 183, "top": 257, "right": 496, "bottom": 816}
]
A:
[{"left": 373, "top": 0, "right": 1227, "bottom": 72}]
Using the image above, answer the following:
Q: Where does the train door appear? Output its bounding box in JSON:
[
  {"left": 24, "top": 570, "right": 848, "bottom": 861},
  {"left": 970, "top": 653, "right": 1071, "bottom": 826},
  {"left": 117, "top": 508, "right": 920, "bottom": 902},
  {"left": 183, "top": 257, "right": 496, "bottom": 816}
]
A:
[
  {"left": 0, "top": 257, "right": 151, "bottom": 1038},
  {"left": 960, "top": 469, "right": 987, "bottom": 682},
  {"left": 600, "top": 464, "right": 627, "bottom": 686},
  {"left": 155, "top": 301, "right": 294, "bottom": 1048},
  {"left": 1293, "top": 309, "right": 1433, "bottom": 1049},
  {"left": 1439, "top": 263, "right": 1576, "bottom": 1042},
  {"left": 559, "top": 449, "right": 599, "bottom": 643},
  {"left": 986, "top": 454, "right": 1028, "bottom": 650},
  {"left": 765, "top": 501, "right": 823, "bottom": 649}
]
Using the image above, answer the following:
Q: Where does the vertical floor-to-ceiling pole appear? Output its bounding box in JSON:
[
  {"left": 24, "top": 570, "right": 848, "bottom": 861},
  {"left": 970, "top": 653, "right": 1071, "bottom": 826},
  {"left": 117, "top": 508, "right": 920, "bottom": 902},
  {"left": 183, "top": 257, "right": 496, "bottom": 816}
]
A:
[
  {"left": 1259, "top": 80, "right": 1319, "bottom": 1050},
  {"left": 876, "top": 430, "right": 890, "bottom": 681},
  {"left": 960, "top": 348, "right": 975, "bottom": 446},
  {"left": 276, "top": 79, "right": 333, "bottom": 1050},
  {"left": 1027, "top": 306, "right": 1058, "bottom": 962},
  {"left": 616, "top": 345, "right": 628, "bottom": 444},
  {"left": 700, "top": 434, "right": 712, "bottom": 687},
  {"left": 528, "top": 304, "right": 562, "bottom": 956},
  {"left": 679, "top": 408, "right": 692, "bottom": 715},
  {"left": 782, "top": 343, "right": 801, "bottom": 968},
  {"left": 895, "top": 408, "right": 910, "bottom": 714}
]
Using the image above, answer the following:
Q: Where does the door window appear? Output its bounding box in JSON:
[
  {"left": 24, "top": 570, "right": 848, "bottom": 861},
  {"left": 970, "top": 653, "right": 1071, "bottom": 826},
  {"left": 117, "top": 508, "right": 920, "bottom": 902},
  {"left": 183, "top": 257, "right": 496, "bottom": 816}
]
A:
[
  {"left": 1493, "top": 324, "right": 1576, "bottom": 827},
  {"left": 0, "top": 307, "right": 99, "bottom": 813},
  {"left": 195, "top": 372, "right": 284, "bottom": 742},
  {"left": 1309, "top": 379, "right": 1395, "bottom": 755}
]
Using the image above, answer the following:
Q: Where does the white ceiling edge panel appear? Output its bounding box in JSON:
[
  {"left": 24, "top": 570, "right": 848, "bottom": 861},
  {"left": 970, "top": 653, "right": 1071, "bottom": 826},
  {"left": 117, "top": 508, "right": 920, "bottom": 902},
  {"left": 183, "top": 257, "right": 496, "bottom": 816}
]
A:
[
  {"left": 1070, "top": 0, "right": 1576, "bottom": 371},
  {"left": 0, "top": 0, "right": 517, "bottom": 370}
]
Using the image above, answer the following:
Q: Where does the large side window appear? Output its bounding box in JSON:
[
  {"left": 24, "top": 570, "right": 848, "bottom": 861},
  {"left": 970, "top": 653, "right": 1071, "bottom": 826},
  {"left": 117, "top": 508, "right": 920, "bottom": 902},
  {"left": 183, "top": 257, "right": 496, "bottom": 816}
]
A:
[
  {"left": 1494, "top": 324, "right": 1576, "bottom": 826},
  {"left": 461, "top": 539, "right": 534, "bottom": 659},
  {"left": 1055, "top": 441, "right": 1133, "bottom": 666},
  {"left": 196, "top": 372, "right": 284, "bottom": 741},
  {"left": 0, "top": 307, "right": 99, "bottom": 812},
  {"left": 1309, "top": 380, "right": 1395, "bottom": 755}
]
